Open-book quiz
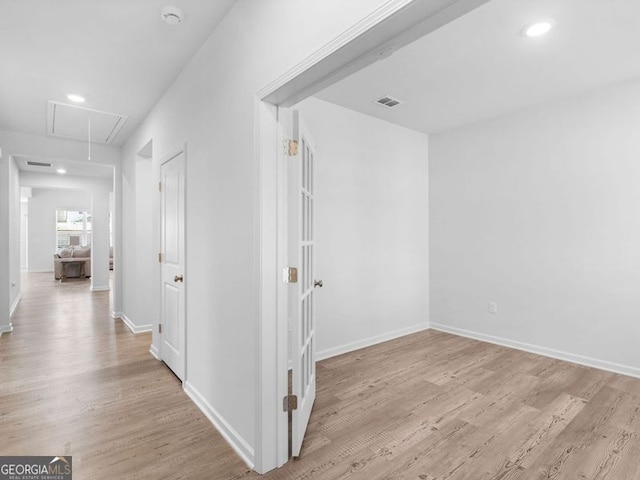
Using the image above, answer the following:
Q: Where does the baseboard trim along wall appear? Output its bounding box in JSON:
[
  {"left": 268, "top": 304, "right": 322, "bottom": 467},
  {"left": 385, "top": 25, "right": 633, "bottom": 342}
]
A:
[
  {"left": 430, "top": 323, "right": 640, "bottom": 380},
  {"left": 317, "top": 323, "right": 431, "bottom": 362},
  {"left": 149, "top": 344, "right": 160, "bottom": 360},
  {"left": 111, "top": 311, "right": 152, "bottom": 334},
  {"left": 90, "top": 285, "right": 110, "bottom": 292},
  {"left": 10, "top": 293, "right": 22, "bottom": 317},
  {"left": 0, "top": 323, "right": 14, "bottom": 337},
  {"left": 183, "top": 382, "right": 254, "bottom": 469}
]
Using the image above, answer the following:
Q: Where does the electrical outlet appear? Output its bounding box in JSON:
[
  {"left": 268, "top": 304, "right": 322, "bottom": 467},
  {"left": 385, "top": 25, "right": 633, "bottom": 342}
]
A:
[{"left": 488, "top": 301, "right": 498, "bottom": 314}]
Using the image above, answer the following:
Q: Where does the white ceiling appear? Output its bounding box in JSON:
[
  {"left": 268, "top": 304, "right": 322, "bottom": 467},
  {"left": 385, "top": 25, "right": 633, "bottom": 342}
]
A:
[
  {"left": 0, "top": 0, "right": 236, "bottom": 146},
  {"left": 317, "top": 0, "right": 640, "bottom": 134},
  {"left": 5, "top": 0, "right": 639, "bottom": 147}
]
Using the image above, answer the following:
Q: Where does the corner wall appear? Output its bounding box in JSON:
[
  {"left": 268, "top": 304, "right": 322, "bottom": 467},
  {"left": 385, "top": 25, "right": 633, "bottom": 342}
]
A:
[
  {"left": 297, "top": 98, "right": 429, "bottom": 359},
  {"left": 9, "top": 156, "right": 20, "bottom": 315},
  {"left": 119, "top": 149, "right": 156, "bottom": 333},
  {"left": 429, "top": 81, "right": 640, "bottom": 377},
  {"left": 0, "top": 148, "right": 12, "bottom": 334}
]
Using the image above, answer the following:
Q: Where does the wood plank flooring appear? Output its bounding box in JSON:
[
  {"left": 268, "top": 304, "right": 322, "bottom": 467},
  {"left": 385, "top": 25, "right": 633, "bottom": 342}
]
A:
[{"left": 2, "top": 273, "right": 640, "bottom": 479}]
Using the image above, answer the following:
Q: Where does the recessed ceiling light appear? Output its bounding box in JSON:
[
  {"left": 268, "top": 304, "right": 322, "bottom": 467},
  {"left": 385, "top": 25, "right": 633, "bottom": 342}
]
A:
[
  {"left": 67, "top": 94, "right": 85, "bottom": 103},
  {"left": 161, "top": 5, "right": 184, "bottom": 24},
  {"left": 56, "top": 168, "right": 66, "bottom": 174},
  {"left": 523, "top": 20, "right": 554, "bottom": 37}
]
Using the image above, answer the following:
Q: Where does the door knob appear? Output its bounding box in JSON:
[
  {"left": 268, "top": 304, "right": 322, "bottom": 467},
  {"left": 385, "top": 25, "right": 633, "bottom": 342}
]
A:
[
  {"left": 314, "top": 279, "right": 323, "bottom": 288},
  {"left": 174, "top": 275, "right": 184, "bottom": 283}
]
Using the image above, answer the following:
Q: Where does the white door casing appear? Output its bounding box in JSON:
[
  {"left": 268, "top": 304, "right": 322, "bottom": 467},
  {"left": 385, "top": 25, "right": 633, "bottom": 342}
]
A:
[
  {"left": 160, "top": 150, "right": 186, "bottom": 381},
  {"left": 288, "top": 111, "right": 318, "bottom": 457}
]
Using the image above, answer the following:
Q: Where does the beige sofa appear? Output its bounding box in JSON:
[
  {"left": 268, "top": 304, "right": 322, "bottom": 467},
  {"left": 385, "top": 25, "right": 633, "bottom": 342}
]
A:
[
  {"left": 54, "top": 246, "right": 92, "bottom": 279},
  {"left": 54, "top": 246, "right": 115, "bottom": 279}
]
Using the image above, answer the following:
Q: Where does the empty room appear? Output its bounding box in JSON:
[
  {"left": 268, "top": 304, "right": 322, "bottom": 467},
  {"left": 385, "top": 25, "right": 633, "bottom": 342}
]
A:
[{"left": 1, "top": 1, "right": 639, "bottom": 479}]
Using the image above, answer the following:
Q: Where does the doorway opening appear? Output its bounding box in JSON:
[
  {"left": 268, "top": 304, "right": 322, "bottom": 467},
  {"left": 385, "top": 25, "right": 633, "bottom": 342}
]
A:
[
  {"left": 54, "top": 209, "right": 93, "bottom": 281},
  {"left": 255, "top": 0, "right": 487, "bottom": 473}
]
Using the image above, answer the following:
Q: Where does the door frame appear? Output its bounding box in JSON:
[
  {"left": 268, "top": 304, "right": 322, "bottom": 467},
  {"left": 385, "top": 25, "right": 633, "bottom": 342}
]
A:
[
  {"left": 253, "top": 0, "right": 488, "bottom": 473},
  {"left": 157, "top": 144, "right": 188, "bottom": 381}
]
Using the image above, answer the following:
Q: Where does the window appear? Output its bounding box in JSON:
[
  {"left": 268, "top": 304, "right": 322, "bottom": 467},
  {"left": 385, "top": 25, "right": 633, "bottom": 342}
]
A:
[{"left": 56, "top": 210, "right": 92, "bottom": 248}]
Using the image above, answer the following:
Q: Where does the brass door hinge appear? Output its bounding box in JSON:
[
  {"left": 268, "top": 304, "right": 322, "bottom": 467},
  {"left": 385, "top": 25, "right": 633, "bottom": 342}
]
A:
[
  {"left": 283, "top": 394, "right": 298, "bottom": 412},
  {"left": 285, "top": 140, "right": 298, "bottom": 156},
  {"left": 158, "top": 324, "right": 162, "bottom": 334},
  {"left": 283, "top": 267, "right": 298, "bottom": 284},
  {"left": 158, "top": 253, "right": 163, "bottom": 263},
  {"left": 158, "top": 181, "right": 162, "bottom": 192}
]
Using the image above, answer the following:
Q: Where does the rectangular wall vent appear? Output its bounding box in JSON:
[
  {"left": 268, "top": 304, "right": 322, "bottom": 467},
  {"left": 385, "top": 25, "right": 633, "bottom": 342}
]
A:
[
  {"left": 26, "top": 161, "right": 52, "bottom": 167},
  {"left": 374, "top": 95, "right": 405, "bottom": 108}
]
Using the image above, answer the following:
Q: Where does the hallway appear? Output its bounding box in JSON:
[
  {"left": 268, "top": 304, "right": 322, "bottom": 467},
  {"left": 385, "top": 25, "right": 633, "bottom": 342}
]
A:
[{"left": 0, "top": 273, "right": 252, "bottom": 479}]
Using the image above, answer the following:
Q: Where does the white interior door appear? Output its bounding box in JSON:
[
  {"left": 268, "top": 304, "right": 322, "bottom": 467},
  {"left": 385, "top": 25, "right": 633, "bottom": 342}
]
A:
[
  {"left": 160, "top": 151, "right": 186, "bottom": 381},
  {"left": 288, "top": 111, "right": 319, "bottom": 457}
]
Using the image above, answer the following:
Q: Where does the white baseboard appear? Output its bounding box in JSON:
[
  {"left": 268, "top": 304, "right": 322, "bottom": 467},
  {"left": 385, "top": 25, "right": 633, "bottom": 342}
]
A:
[
  {"left": 431, "top": 323, "right": 640, "bottom": 380},
  {"left": 316, "top": 322, "right": 431, "bottom": 362},
  {"left": 90, "top": 285, "right": 110, "bottom": 292},
  {"left": 121, "top": 315, "right": 152, "bottom": 334},
  {"left": 149, "top": 344, "right": 160, "bottom": 360},
  {"left": 10, "top": 293, "right": 22, "bottom": 317},
  {"left": 0, "top": 323, "right": 13, "bottom": 337},
  {"left": 111, "top": 311, "right": 152, "bottom": 334},
  {"left": 183, "top": 382, "right": 254, "bottom": 469}
]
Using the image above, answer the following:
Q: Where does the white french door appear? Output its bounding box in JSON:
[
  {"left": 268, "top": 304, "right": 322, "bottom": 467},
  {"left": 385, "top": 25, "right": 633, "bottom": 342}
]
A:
[
  {"left": 160, "top": 150, "right": 186, "bottom": 381},
  {"left": 288, "top": 110, "right": 319, "bottom": 457}
]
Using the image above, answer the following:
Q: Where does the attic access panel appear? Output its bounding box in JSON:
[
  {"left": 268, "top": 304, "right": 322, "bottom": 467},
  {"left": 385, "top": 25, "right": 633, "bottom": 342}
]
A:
[{"left": 47, "top": 101, "right": 128, "bottom": 144}]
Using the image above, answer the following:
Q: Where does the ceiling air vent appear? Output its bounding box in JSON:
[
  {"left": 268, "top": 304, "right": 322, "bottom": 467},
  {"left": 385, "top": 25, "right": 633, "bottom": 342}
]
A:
[
  {"left": 374, "top": 95, "right": 404, "bottom": 108},
  {"left": 26, "top": 161, "right": 52, "bottom": 167}
]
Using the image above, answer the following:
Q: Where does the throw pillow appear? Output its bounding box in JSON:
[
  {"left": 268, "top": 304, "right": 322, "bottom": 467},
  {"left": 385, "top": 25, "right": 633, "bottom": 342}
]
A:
[
  {"left": 73, "top": 247, "right": 91, "bottom": 258},
  {"left": 58, "top": 248, "right": 73, "bottom": 258}
]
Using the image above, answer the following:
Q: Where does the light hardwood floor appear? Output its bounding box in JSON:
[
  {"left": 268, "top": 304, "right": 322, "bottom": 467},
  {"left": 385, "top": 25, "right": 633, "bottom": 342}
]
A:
[{"left": 2, "top": 273, "right": 640, "bottom": 479}]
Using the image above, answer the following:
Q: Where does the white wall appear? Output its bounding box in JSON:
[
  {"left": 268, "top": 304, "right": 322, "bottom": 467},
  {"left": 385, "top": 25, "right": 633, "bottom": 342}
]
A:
[
  {"left": 26, "top": 188, "right": 91, "bottom": 272},
  {"left": 0, "top": 130, "right": 121, "bottom": 167},
  {"left": 430, "top": 80, "right": 640, "bottom": 377},
  {"left": 0, "top": 151, "right": 21, "bottom": 330},
  {"left": 121, "top": 0, "right": 401, "bottom": 466},
  {"left": 0, "top": 149, "right": 13, "bottom": 334},
  {"left": 20, "top": 201, "right": 27, "bottom": 269},
  {"left": 133, "top": 158, "right": 155, "bottom": 326},
  {"left": 0, "top": 151, "right": 20, "bottom": 330},
  {"left": 297, "top": 97, "right": 429, "bottom": 359},
  {"left": 120, "top": 156, "right": 136, "bottom": 323},
  {"left": 90, "top": 188, "right": 111, "bottom": 291},
  {"left": 9, "top": 156, "right": 20, "bottom": 313},
  {"left": 119, "top": 149, "right": 155, "bottom": 332}
]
